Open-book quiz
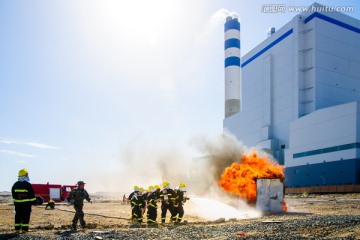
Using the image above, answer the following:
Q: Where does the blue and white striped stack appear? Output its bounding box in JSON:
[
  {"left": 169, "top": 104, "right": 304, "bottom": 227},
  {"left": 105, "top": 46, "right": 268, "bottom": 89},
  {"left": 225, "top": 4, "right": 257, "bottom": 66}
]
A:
[{"left": 224, "top": 16, "right": 241, "bottom": 118}]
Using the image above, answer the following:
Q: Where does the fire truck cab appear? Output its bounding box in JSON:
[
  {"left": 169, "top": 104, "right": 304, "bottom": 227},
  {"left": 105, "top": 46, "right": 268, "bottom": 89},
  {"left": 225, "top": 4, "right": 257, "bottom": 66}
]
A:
[{"left": 31, "top": 183, "right": 76, "bottom": 205}]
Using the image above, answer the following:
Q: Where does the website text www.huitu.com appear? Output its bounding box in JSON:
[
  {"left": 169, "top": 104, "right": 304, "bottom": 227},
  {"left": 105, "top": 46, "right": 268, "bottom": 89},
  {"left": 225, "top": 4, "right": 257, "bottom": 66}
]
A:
[{"left": 261, "top": 4, "right": 354, "bottom": 13}]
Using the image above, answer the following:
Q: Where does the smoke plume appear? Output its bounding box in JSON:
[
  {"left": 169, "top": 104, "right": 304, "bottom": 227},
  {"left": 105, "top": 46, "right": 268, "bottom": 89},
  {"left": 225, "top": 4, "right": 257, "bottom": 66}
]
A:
[
  {"left": 113, "top": 132, "right": 246, "bottom": 195},
  {"left": 117, "top": 138, "right": 192, "bottom": 193},
  {"left": 189, "top": 132, "right": 245, "bottom": 195}
]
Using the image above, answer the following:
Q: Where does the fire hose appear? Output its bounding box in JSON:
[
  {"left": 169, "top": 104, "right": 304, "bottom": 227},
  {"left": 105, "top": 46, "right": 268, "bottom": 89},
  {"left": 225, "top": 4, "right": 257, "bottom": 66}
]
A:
[{"left": 36, "top": 205, "right": 130, "bottom": 220}]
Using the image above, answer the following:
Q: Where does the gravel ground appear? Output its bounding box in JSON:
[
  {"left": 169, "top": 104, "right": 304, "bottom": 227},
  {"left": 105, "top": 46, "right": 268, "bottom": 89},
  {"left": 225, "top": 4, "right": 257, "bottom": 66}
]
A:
[{"left": 1, "top": 194, "right": 360, "bottom": 239}]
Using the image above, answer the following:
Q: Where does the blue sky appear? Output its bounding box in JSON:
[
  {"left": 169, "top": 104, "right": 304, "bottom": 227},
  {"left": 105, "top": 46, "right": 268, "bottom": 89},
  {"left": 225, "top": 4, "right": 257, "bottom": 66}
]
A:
[{"left": 1, "top": 0, "right": 360, "bottom": 192}]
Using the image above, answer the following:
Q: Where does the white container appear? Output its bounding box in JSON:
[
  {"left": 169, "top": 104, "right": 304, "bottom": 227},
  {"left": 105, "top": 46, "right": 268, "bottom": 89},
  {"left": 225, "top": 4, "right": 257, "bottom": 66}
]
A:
[{"left": 256, "top": 178, "right": 284, "bottom": 213}]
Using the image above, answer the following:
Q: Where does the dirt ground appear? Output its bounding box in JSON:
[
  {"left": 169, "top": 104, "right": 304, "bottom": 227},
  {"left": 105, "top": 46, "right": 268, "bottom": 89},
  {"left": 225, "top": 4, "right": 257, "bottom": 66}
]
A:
[
  {"left": 0, "top": 197, "right": 205, "bottom": 236},
  {"left": 0, "top": 194, "right": 360, "bottom": 239}
]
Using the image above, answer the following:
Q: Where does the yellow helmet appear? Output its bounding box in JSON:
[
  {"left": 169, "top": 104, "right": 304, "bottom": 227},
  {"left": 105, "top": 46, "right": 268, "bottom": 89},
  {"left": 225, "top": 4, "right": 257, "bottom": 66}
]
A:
[
  {"left": 140, "top": 187, "right": 144, "bottom": 192},
  {"left": 134, "top": 185, "right": 139, "bottom": 191},
  {"left": 49, "top": 198, "right": 54, "bottom": 203},
  {"left": 162, "top": 181, "right": 170, "bottom": 188},
  {"left": 18, "top": 168, "right": 29, "bottom": 177},
  {"left": 179, "top": 182, "right": 186, "bottom": 188},
  {"left": 154, "top": 185, "right": 160, "bottom": 190}
]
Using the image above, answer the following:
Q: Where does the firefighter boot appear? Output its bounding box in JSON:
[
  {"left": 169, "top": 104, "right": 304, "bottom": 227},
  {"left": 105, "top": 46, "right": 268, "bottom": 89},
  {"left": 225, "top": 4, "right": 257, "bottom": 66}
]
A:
[
  {"left": 71, "top": 220, "right": 77, "bottom": 231},
  {"left": 80, "top": 220, "right": 87, "bottom": 228},
  {"left": 170, "top": 215, "right": 177, "bottom": 223}
]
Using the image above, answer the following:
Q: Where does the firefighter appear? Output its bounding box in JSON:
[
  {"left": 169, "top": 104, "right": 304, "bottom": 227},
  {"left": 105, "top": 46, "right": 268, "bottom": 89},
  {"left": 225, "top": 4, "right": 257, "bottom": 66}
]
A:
[
  {"left": 128, "top": 186, "right": 139, "bottom": 221},
  {"left": 159, "top": 181, "right": 177, "bottom": 223},
  {"left": 146, "top": 185, "right": 160, "bottom": 224},
  {"left": 66, "top": 181, "right": 92, "bottom": 230},
  {"left": 174, "top": 182, "right": 190, "bottom": 223},
  {"left": 128, "top": 186, "right": 143, "bottom": 223},
  {"left": 140, "top": 187, "right": 147, "bottom": 217},
  {"left": 11, "top": 168, "right": 36, "bottom": 233},
  {"left": 45, "top": 198, "right": 55, "bottom": 210}
]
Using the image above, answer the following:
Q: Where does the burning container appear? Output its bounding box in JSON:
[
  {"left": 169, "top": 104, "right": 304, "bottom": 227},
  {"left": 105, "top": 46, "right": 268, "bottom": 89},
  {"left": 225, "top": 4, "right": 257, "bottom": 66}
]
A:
[{"left": 255, "top": 178, "right": 284, "bottom": 213}]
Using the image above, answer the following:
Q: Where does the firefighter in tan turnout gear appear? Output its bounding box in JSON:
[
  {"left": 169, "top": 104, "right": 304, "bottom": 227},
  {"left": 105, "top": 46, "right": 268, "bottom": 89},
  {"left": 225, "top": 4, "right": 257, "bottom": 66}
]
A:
[
  {"left": 66, "top": 181, "right": 92, "bottom": 230},
  {"left": 11, "top": 168, "right": 36, "bottom": 233}
]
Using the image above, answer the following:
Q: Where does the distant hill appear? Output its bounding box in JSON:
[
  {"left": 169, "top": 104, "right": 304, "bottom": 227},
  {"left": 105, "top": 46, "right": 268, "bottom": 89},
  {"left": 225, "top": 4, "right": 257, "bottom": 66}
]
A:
[{"left": 0, "top": 191, "right": 11, "bottom": 196}]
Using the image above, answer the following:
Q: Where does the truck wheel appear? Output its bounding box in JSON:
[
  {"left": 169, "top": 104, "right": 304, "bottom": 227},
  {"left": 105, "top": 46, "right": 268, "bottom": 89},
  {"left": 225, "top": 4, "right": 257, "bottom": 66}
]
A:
[{"left": 36, "top": 196, "right": 44, "bottom": 205}]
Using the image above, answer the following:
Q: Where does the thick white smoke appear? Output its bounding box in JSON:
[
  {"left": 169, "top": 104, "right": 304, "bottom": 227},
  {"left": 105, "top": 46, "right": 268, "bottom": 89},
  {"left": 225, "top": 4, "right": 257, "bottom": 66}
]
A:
[
  {"left": 116, "top": 138, "right": 192, "bottom": 194},
  {"left": 114, "top": 132, "right": 249, "bottom": 195},
  {"left": 188, "top": 132, "right": 246, "bottom": 195}
]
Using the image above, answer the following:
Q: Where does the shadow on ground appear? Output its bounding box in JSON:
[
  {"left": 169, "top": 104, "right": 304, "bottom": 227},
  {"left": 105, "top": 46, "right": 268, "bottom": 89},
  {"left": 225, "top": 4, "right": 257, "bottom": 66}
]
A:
[{"left": 0, "top": 233, "right": 20, "bottom": 240}]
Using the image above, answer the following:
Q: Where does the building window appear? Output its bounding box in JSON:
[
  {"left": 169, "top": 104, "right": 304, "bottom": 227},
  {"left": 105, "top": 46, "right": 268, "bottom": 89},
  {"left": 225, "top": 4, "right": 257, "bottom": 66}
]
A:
[{"left": 293, "top": 142, "right": 360, "bottom": 159}]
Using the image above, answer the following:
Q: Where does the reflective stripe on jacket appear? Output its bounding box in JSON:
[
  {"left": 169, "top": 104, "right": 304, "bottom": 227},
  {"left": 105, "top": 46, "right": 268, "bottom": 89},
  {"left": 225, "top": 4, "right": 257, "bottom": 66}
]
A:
[{"left": 12, "top": 181, "right": 36, "bottom": 205}]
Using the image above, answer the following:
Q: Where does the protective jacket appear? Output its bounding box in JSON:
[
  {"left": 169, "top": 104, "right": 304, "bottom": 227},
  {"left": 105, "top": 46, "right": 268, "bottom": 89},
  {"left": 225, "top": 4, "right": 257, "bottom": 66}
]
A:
[
  {"left": 12, "top": 181, "right": 36, "bottom": 206},
  {"left": 66, "top": 188, "right": 91, "bottom": 205}
]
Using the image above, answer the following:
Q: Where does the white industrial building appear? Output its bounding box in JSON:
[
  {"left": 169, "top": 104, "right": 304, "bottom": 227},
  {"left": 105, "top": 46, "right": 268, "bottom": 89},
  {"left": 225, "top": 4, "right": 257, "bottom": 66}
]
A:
[{"left": 223, "top": 3, "right": 360, "bottom": 187}]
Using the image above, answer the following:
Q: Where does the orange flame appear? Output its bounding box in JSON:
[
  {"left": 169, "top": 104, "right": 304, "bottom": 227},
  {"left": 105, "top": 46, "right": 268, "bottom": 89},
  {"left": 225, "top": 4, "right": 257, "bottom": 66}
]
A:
[
  {"left": 282, "top": 200, "right": 287, "bottom": 212},
  {"left": 219, "top": 149, "right": 285, "bottom": 203}
]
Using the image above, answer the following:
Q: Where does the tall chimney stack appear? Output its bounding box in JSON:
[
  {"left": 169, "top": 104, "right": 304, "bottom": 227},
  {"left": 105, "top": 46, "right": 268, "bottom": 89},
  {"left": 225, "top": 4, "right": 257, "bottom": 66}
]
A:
[{"left": 224, "top": 16, "right": 241, "bottom": 118}]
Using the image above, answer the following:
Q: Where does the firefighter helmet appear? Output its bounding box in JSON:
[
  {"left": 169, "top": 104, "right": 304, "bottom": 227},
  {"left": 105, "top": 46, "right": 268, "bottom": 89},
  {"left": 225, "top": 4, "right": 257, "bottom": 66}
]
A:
[
  {"left": 154, "top": 185, "right": 160, "bottom": 190},
  {"left": 140, "top": 187, "right": 144, "bottom": 192},
  {"left": 49, "top": 198, "right": 54, "bottom": 203},
  {"left": 18, "top": 168, "right": 29, "bottom": 177},
  {"left": 179, "top": 182, "right": 186, "bottom": 191},
  {"left": 134, "top": 185, "right": 139, "bottom": 191},
  {"left": 162, "top": 181, "right": 170, "bottom": 188},
  {"left": 149, "top": 185, "right": 155, "bottom": 193}
]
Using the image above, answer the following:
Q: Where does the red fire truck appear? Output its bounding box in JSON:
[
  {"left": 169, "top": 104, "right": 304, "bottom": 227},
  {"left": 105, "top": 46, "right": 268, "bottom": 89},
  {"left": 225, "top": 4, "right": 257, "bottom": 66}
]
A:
[{"left": 31, "top": 183, "right": 76, "bottom": 205}]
